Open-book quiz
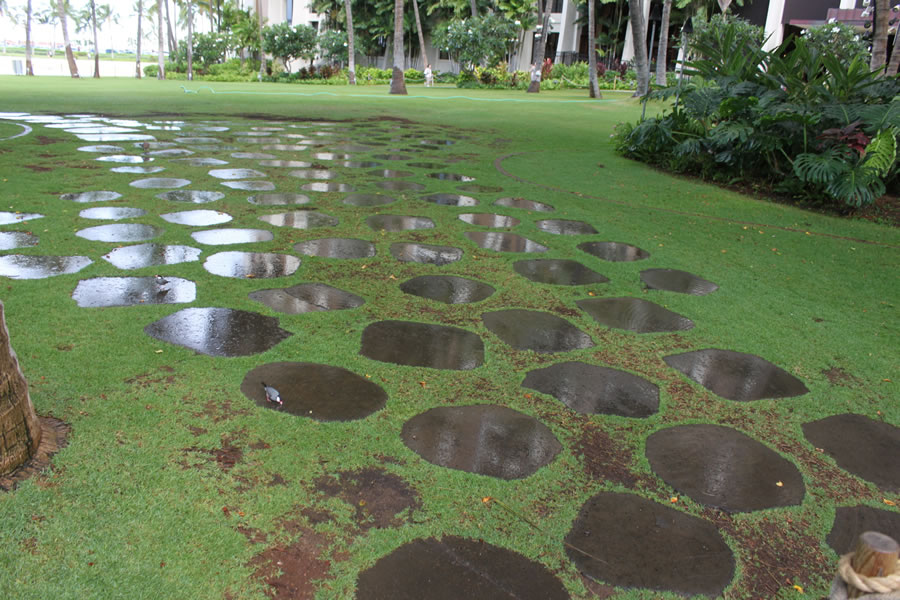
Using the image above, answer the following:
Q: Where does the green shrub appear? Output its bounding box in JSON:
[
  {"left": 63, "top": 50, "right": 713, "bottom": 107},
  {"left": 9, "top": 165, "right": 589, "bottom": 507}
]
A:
[{"left": 143, "top": 64, "right": 158, "bottom": 78}]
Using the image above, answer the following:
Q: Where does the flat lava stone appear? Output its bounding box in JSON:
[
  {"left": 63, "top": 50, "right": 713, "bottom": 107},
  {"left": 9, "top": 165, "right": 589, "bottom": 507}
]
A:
[
  {"left": 401, "top": 404, "right": 561, "bottom": 479},
  {"left": 356, "top": 536, "right": 569, "bottom": 600},
  {"left": 399, "top": 275, "right": 495, "bottom": 304},
  {"left": 664, "top": 348, "right": 809, "bottom": 401},
  {"left": 640, "top": 268, "right": 719, "bottom": 295},
  {"left": 645, "top": 424, "right": 805, "bottom": 512},
  {"left": 802, "top": 414, "right": 900, "bottom": 492},
  {"left": 514, "top": 259, "right": 609, "bottom": 286},
  {"left": 577, "top": 297, "right": 694, "bottom": 333},
  {"left": 826, "top": 505, "right": 900, "bottom": 554},
  {"left": 522, "top": 361, "right": 659, "bottom": 417},
  {"left": 144, "top": 307, "right": 292, "bottom": 357},
  {"left": 249, "top": 283, "right": 364, "bottom": 314},
  {"left": 482, "top": 309, "right": 594, "bottom": 353},
  {"left": 360, "top": 320, "right": 484, "bottom": 370},
  {"left": 241, "top": 362, "right": 386, "bottom": 421},
  {"left": 565, "top": 491, "right": 734, "bottom": 597}
]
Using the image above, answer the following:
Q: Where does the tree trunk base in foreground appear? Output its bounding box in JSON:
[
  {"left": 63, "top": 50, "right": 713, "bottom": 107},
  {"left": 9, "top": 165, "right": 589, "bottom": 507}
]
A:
[
  {"left": 390, "top": 67, "right": 408, "bottom": 95},
  {"left": 527, "top": 80, "right": 540, "bottom": 93},
  {"left": 0, "top": 417, "right": 70, "bottom": 492}
]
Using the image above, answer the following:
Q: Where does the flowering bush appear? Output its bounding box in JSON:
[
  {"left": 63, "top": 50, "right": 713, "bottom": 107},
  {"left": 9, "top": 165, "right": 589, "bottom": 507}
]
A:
[{"left": 801, "top": 22, "right": 869, "bottom": 65}]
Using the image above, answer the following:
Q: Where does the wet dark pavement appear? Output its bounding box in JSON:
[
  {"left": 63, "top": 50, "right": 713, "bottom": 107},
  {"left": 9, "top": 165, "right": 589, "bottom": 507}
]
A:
[
  {"left": 360, "top": 321, "right": 483, "bottom": 370},
  {"left": 400, "top": 275, "right": 495, "bottom": 304},
  {"left": 576, "top": 297, "right": 694, "bottom": 333},
  {"left": 249, "top": 283, "right": 364, "bottom": 314},
  {"left": 482, "top": 309, "right": 594, "bottom": 353},
  {"left": 144, "top": 307, "right": 292, "bottom": 357},
  {"left": 72, "top": 276, "right": 195, "bottom": 307}
]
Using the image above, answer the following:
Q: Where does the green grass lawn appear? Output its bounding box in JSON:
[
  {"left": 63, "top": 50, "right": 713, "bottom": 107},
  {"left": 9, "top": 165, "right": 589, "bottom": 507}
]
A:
[{"left": 0, "top": 77, "right": 897, "bottom": 600}]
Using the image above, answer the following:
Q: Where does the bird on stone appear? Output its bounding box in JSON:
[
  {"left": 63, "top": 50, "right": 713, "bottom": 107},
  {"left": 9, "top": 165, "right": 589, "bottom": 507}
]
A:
[
  {"left": 155, "top": 274, "right": 169, "bottom": 286},
  {"left": 141, "top": 141, "right": 151, "bottom": 152},
  {"left": 261, "top": 382, "right": 282, "bottom": 406}
]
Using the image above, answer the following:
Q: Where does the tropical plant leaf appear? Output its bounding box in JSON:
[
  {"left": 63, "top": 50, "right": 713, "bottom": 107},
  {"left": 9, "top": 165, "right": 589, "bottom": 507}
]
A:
[
  {"left": 858, "top": 100, "right": 900, "bottom": 133},
  {"left": 793, "top": 150, "right": 848, "bottom": 184},
  {"left": 861, "top": 128, "right": 898, "bottom": 177},
  {"left": 825, "top": 166, "right": 884, "bottom": 207}
]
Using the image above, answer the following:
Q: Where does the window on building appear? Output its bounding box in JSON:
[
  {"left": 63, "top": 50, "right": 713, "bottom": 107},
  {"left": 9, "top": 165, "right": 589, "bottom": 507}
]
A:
[
  {"left": 551, "top": 0, "right": 563, "bottom": 13},
  {"left": 439, "top": 49, "right": 450, "bottom": 60},
  {"left": 286, "top": 0, "right": 293, "bottom": 23},
  {"left": 310, "top": 20, "right": 319, "bottom": 32}
]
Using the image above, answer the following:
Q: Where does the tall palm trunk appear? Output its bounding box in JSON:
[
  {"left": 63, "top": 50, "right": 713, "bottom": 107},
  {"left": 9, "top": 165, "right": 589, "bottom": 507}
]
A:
[
  {"left": 344, "top": 0, "right": 356, "bottom": 84},
  {"left": 389, "top": 0, "right": 407, "bottom": 94},
  {"left": 588, "top": 0, "right": 600, "bottom": 98},
  {"left": 256, "top": 0, "right": 266, "bottom": 80},
  {"left": 136, "top": 0, "right": 143, "bottom": 77},
  {"left": 157, "top": 0, "right": 165, "bottom": 79},
  {"left": 25, "top": 0, "right": 34, "bottom": 75},
  {"left": 164, "top": 0, "right": 176, "bottom": 54},
  {"left": 469, "top": 0, "right": 477, "bottom": 17},
  {"left": 870, "top": 0, "right": 889, "bottom": 73},
  {"left": 627, "top": 0, "right": 649, "bottom": 96},
  {"left": 90, "top": 0, "right": 99, "bottom": 77},
  {"left": 58, "top": 0, "right": 79, "bottom": 77},
  {"left": 527, "top": 0, "right": 548, "bottom": 93},
  {"left": 187, "top": 1, "right": 193, "bottom": 80},
  {"left": 886, "top": 33, "right": 900, "bottom": 76},
  {"left": 412, "top": 0, "right": 427, "bottom": 69},
  {"left": 656, "top": 0, "right": 672, "bottom": 86}
]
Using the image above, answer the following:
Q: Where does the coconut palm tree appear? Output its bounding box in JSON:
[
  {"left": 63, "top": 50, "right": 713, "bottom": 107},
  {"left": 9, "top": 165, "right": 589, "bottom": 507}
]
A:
[
  {"left": 627, "top": 0, "right": 649, "bottom": 96},
  {"left": 411, "top": 0, "right": 427, "bottom": 69},
  {"left": 135, "top": 0, "right": 143, "bottom": 77},
  {"left": 157, "top": 0, "right": 165, "bottom": 78},
  {"left": 389, "top": 0, "right": 407, "bottom": 94},
  {"left": 344, "top": 0, "right": 356, "bottom": 84},
  {"left": 186, "top": 0, "right": 193, "bottom": 80},
  {"left": 870, "top": 0, "right": 889, "bottom": 73},
  {"left": 256, "top": 0, "right": 266, "bottom": 80},
  {"left": 25, "top": 0, "right": 34, "bottom": 75},
  {"left": 656, "top": 0, "right": 672, "bottom": 85},
  {"left": 527, "top": 0, "right": 548, "bottom": 93},
  {"left": 54, "top": 0, "right": 80, "bottom": 77},
  {"left": 587, "top": 0, "right": 600, "bottom": 98}
]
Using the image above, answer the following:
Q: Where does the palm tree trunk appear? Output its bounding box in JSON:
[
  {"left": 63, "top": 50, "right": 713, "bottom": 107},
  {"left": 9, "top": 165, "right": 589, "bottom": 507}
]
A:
[
  {"left": 256, "top": 0, "right": 266, "bottom": 80},
  {"left": 344, "top": 0, "right": 356, "bottom": 84},
  {"left": 164, "top": 0, "right": 175, "bottom": 55},
  {"left": 136, "top": 0, "right": 143, "bottom": 77},
  {"left": 656, "top": 0, "right": 671, "bottom": 86},
  {"left": 886, "top": 32, "right": 900, "bottom": 76},
  {"left": 157, "top": 0, "right": 165, "bottom": 79},
  {"left": 588, "top": 0, "right": 600, "bottom": 98},
  {"left": 187, "top": 1, "right": 193, "bottom": 80},
  {"left": 412, "top": 0, "right": 427, "bottom": 69},
  {"left": 527, "top": 0, "right": 548, "bottom": 93},
  {"left": 389, "top": 0, "right": 407, "bottom": 94},
  {"left": 870, "top": 0, "right": 889, "bottom": 73},
  {"left": 25, "top": 0, "right": 34, "bottom": 75},
  {"left": 469, "top": 0, "right": 477, "bottom": 17},
  {"left": 627, "top": 0, "right": 649, "bottom": 96},
  {"left": 90, "top": 0, "right": 99, "bottom": 77},
  {"left": 58, "top": 0, "right": 79, "bottom": 77}
]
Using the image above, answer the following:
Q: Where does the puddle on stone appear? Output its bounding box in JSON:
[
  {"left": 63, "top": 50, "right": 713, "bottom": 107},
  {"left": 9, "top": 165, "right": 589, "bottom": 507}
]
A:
[
  {"left": 458, "top": 213, "right": 520, "bottom": 228},
  {"left": 157, "top": 190, "right": 225, "bottom": 204},
  {"left": 310, "top": 152, "right": 350, "bottom": 160},
  {"left": 565, "top": 492, "right": 734, "bottom": 597},
  {"left": 144, "top": 307, "right": 292, "bottom": 357},
  {"left": 76, "top": 223, "right": 163, "bottom": 243},
  {"left": 209, "top": 168, "right": 266, "bottom": 179},
  {"left": 390, "top": 243, "right": 462, "bottom": 266},
  {"left": 259, "top": 211, "right": 338, "bottom": 229},
  {"left": 76, "top": 133, "right": 155, "bottom": 142},
  {"left": 646, "top": 424, "right": 805, "bottom": 512},
  {"left": 102, "top": 243, "right": 202, "bottom": 269},
  {"left": 464, "top": 232, "right": 548, "bottom": 253},
  {"left": 343, "top": 193, "right": 396, "bottom": 207},
  {"left": 0, "top": 231, "right": 39, "bottom": 250},
  {"left": 77, "top": 144, "right": 124, "bottom": 153},
  {"left": 66, "top": 126, "right": 138, "bottom": 135},
  {"left": 802, "top": 414, "right": 900, "bottom": 492},
  {"left": 161, "top": 210, "right": 232, "bottom": 227},
  {"left": 130, "top": 178, "right": 191, "bottom": 189},
  {"left": 422, "top": 193, "right": 478, "bottom": 207},
  {"left": 402, "top": 405, "right": 561, "bottom": 479},
  {"left": 301, "top": 182, "right": 354, "bottom": 193},
  {"left": 137, "top": 141, "right": 177, "bottom": 150},
  {"left": 175, "top": 136, "right": 221, "bottom": 144},
  {"left": 523, "top": 361, "right": 659, "bottom": 417},
  {"left": 366, "top": 215, "right": 434, "bottom": 231},
  {"left": 536, "top": 219, "right": 598, "bottom": 235},
  {"left": 407, "top": 161, "right": 445, "bottom": 169},
  {"left": 0, "top": 211, "right": 43, "bottom": 224},
  {"left": 95, "top": 154, "right": 154, "bottom": 164},
  {"left": 249, "top": 283, "right": 365, "bottom": 314},
  {"left": 356, "top": 536, "right": 569, "bottom": 600},
  {"left": 0, "top": 255, "right": 92, "bottom": 279},
  {"left": 482, "top": 309, "right": 594, "bottom": 353},
  {"left": 110, "top": 166, "right": 166, "bottom": 174},
  {"left": 258, "top": 159, "right": 312, "bottom": 168},
  {"left": 419, "top": 139, "right": 454, "bottom": 146},
  {"left": 827, "top": 505, "right": 900, "bottom": 554},
  {"left": 368, "top": 169, "right": 413, "bottom": 178},
  {"left": 235, "top": 130, "right": 275, "bottom": 137},
  {"left": 294, "top": 238, "right": 375, "bottom": 259},
  {"left": 493, "top": 197, "right": 554, "bottom": 212},
  {"left": 640, "top": 268, "right": 719, "bottom": 295},
  {"left": 339, "top": 160, "right": 383, "bottom": 168},
  {"left": 514, "top": 259, "right": 609, "bottom": 286},
  {"left": 204, "top": 251, "right": 300, "bottom": 278},
  {"left": 373, "top": 153, "right": 411, "bottom": 161},
  {"left": 400, "top": 275, "right": 495, "bottom": 304},
  {"left": 148, "top": 148, "right": 194, "bottom": 157},
  {"left": 61, "top": 190, "right": 122, "bottom": 203},
  {"left": 248, "top": 193, "right": 311, "bottom": 206},
  {"left": 261, "top": 144, "right": 308, "bottom": 152},
  {"left": 191, "top": 228, "right": 274, "bottom": 245},
  {"left": 458, "top": 184, "right": 502, "bottom": 193},
  {"left": 360, "top": 320, "right": 484, "bottom": 370},
  {"left": 241, "top": 362, "right": 385, "bottom": 420},
  {"left": 577, "top": 297, "right": 694, "bottom": 333},
  {"left": 221, "top": 180, "right": 275, "bottom": 191},
  {"left": 663, "top": 349, "right": 809, "bottom": 401},
  {"left": 376, "top": 181, "right": 427, "bottom": 192},
  {"left": 427, "top": 172, "right": 474, "bottom": 182},
  {"left": 171, "top": 157, "right": 229, "bottom": 167},
  {"left": 578, "top": 241, "right": 649, "bottom": 262},
  {"left": 232, "top": 152, "right": 276, "bottom": 159},
  {"left": 72, "top": 276, "right": 195, "bottom": 307},
  {"left": 288, "top": 169, "right": 339, "bottom": 180},
  {"left": 79, "top": 207, "right": 147, "bottom": 220}
]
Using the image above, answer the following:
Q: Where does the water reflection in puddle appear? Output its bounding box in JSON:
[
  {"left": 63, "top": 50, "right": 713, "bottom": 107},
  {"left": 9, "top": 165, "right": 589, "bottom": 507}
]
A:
[
  {"left": 376, "top": 181, "right": 426, "bottom": 192},
  {"left": 367, "top": 169, "right": 413, "bottom": 178},
  {"left": 301, "top": 182, "right": 354, "bottom": 192},
  {"left": 294, "top": 238, "right": 375, "bottom": 259},
  {"left": 578, "top": 241, "right": 649, "bottom": 262},
  {"left": 248, "top": 193, "right": 311, "bottom": 206},
  {"left": 77, "top": 145, "right": 125, "bottom": 153},
  {"left": 232, "top": 152, "right": 276, "bottom": 159},
  {"left": 0, "top": 254, "right": 92, "bottom": 279},
  {"left": 191, "top": 228, "right": 274, "bottom": 245},
  {"left": 249, "top": 283, "right": 364, "bottom": 314},
  {"left": 390, "top": 243, "right": 462, "bottom": 266},
  {"left": 259, "top": 211, "right": 338, "bottom": 229},
  {"left": 458, "top": 213, "right": 519, "bottom": 228},
  {"left": 203, "top": 251, "right": 300, "bottom": 278},
  {"left": 400, "top": 275, "right": 495, "bottom": 304},
  {"left": 577, "top": 297, "right": 693, "bottom": 333},
  {"left": 95, "top": 154, "right": 154, "bottom": 163},
  {"left": 110, "top": 166, "right": 166, "bottom": 174},
  {"left": 130, "top": 177, "right": 191, "bottom": 189},
  {"left": 221, "top": 180, "right": 275, "bottom": 191},
  {"left": 482, "top": 309, "right": 594, "bottom": 353},
  {"left": 536, "top": 219, "right": 598, "bottom": 235},
  {"left": 258, "top": 159, "right": 311, "bottom": 168},
  {"left": 288, "top": 169, "right": 339, "bottom": 180},
  {"left": 76, "top": 223, "right": 163, "bottom": 242},
  {"left": 343, "top": 193, "right": 396, "bottom": 207},
  {"left": 161, "top": 210, "right": 232, "bottom": 226},
  {"left": 0, "top": 231, "right": 39, "bottom": 250},
  {"left": 61, "top": 190, "right": 122, "bottom": 203},
  {"left": 640, "top": 269, "right": 719, "bottom": 295},
  {"left": 72, "top": 276, "right": 195, "bottom": 307},
  {"left": 148, "top": 148, "right": 194, "bottom": 157},
  {"left": 422, "top": 193, "right": 478, "bottom": 207},
  {"left": 209, "top": 168, "right": 266, "bottom": 179},
  {"left": 144, "top": 307, "right": 292, "bottom": 357},
  {"left": 0, "top": 211, "right": 43, "bottom": 224},
  {"left": 102, "top": 243, "right": 202, "bottom": 269},
  {"left": 427, "top": 172, "right": 474, "bottom": 182},
  {"left": 464, "top": 232, "right": 547, "bottom": 253},
  {"left": 79, "top": 207, "right": 147, "bottom": 220},
  {"left": 366, "top": 215, "right": 434, "bottom": 231},
  {"left": 514, "top": 259, "right": 609, "bottom": 285},
  {"left": 493, "top": 197, "right": 554, "bottom": 212},
  {"left": 360, "top": 320, "right": 484, "bottom": 370},
  {"left": 171, "top": 157, "right": 229, "bottom": 167},
  {"left": 339, "top": 161, "right": 382, "bottom": 168},
  {"left": 157, "top": 190, "right": 225, "bottom": 203},
  {"left": 458, "top": 184, "right": 503, "bottom": 193}
]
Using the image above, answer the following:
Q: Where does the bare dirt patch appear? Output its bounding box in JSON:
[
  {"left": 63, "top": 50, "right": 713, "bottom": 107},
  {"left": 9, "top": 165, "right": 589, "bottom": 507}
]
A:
[
  {"left": 573, "top": 420, "right": 641, "bottom": 489},
  {"left": 821, "top": 366, "right": 861, "bottom": 387},
  {"left": 313, "top": 467, "right": 421, "bottom": 530},
  {"left": 249, "top": 527, "right": 335, "bottom": 600}
]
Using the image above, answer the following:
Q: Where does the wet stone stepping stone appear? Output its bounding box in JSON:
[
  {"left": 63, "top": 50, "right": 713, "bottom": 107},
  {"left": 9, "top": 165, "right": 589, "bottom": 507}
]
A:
[
  {"left": 288, "top": 169, "right": 339, "bottom": 180},
  {"left": 422, "top": 193, "right": 478, "bottom": 207},
  {"left": 221, "top": 180, "right": 275, "bottom": 191},
  {"left": 203, "top": 251, "right": 300, "bottom": 278},
  {"left": 0, "top": 255, "right": 92, "bottom": 279},
  {"left": 407, "top": 161, "right": 445, "bottom": 170},
  {"left": 258, "top": 211, "right": 338, "bottom": 229},
  {"left": 482, "top": 309, "right": 594, "bottom": 353},
  {"left": 565, "top": 491, "right": 735, "bottom": 597},
  {"left": 493, "top": 197, "right": 553, "bottom": 212},
  {"left": 402, "top": 405, "right": 561, "bottom": 479},
  {"left": 367, "top": 169, "right": 413, "bottom": 178},
  {"left": 400, "top": 275, "right": 495, "bottom": 304},
  {"left": 79, "top": 207, "right": 147, "bottom": 220},
  {"left": 175, "top": 137, "right": 221, "bottom": 144},
  {"left": 360, "top": 320, "right": 484, "bottom": 370},
  {"left": 647, "top": 424, "right": 805, "bottom": 512},
  {"left": 191, "top": 228, "right": 274, "bottom": 245},
  {"left": 514, "top": 259, "right": 609, "bottom": 286},
  {"left": 827, "top": 505, "right": 900, "bottom": 554},
  {"left": 77, "top": 145, "right": 124, "bottom": 153},
  {"left": 110, "top": 166, "right": 166, "bottom": 174},
  {"left": 102, "top": 243, "right": 201, "bottom": 269},
  {"left": 367, "top": 215, "right": 434, "bottom": 231},
  {"left": 427, "top": 172, "right": 474, "bottom": 182},
  {"left": 376, "top": 181, "right": 426, "bottom": 192},
  {"left": 458, "top": 184, "right": 502, "bottom": 194},
  {"left": 338, "top": 160, "right": 382, "bottom": 168},
  {"left": 640, "top": 268, "right": 719, "bottom": 295},
  {"left": 248, "top": 193, "right": 311, "bottom": 206},
  {"left": 161, "top": 210, "right": 232, "bottom": 227},
  {"left": 76, "top": 224, "right": 163, "bottom": 243},
  {"left": 464, "top": 232, "right": 547, "bottom": 253},
  {"left": 294, "top": 238, "right": 375, "bottom": 259},
  {"left": 157, "top": 190, "right": 224, "bottom": 204},
  {"left": 802, "top": 414, "right": 900, "bottom": 492},
  {"left": 72, "top": 276, "right": 195, "bottom": 307},
  {"left": 0, "top": 231, "right": 39, "bottom": 250},
  {"left": 233, "top": 152, "right": 276, "bottom": 160},
  {"left": 61, "top": 190, "right": 122, "bottom": 203},
  {"left": 343, "top": 194, "right": 396, "bottom": 207},
  {"left": 144, "top": 307, "right": 292, "bottom": 357},
  {"left": 390, "top": 243, "right": 462, "bottom": 266},
  {"left": 250, "top": 283, "right": 364, "bottom": 314},
  {"left": 0, "top": 211, "right": 43, "bottom": 224},
  {"left": 356, "top": 536, "right": 568, "bottom": 600},
  {"left": 148, "top": 149, "right": 194, "bottom": 157},
  {"left": 536, "top": 219, "right": 598, "bottom": 235},
  {"left": 76, "top": 133, "right": 155, "bottom": 142},
  {"left": 522, "top": 361, "right": 658, "bottom": 417},
  {"left": 458, "top": 213, "right": 519, "bottom": 228},
  {"left": 302, "top": 182, "right": 354, "bottom": 193},
  {"left": 95, "top": 154, "right": 154, "bottom": 163},
  {"left": 664, "top": 349, "right": 809, "bottom": 401},
  {"left": 241, "top": 362, "right": 386, "bottom": 420},
  {"left": 577, "top": 297, "right": 694, "bottom": 333},
  {"left": 130, "top": 178, "right": 191, "bottom": 189},
  {"left": 579, "top": 241, "right": 649, "bottom": 262},
  {"left": 171, "top": 157, "right": 229, "bottom": 167},
  {"left": 257, "top": 159, "right": 311, "bottom": 168}
]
